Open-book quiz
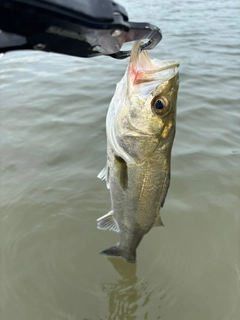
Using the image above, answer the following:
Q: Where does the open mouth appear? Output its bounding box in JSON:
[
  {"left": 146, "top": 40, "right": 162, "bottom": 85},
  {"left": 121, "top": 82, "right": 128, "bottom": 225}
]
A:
[
  {"left": 143, "top": 60, "right": 179, "bottom": 74},
  {"left": 130, "top": 50, "right": 179, "bottom": 86},
  {"left": 129, "top": 58, "right": 179, "bottom": 97}
]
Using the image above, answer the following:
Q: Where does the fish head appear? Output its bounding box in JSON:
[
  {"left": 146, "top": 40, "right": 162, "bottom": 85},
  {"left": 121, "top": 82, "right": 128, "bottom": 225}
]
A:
[{"left": 107, "top": 41, "right": 179, "bottom": 164}]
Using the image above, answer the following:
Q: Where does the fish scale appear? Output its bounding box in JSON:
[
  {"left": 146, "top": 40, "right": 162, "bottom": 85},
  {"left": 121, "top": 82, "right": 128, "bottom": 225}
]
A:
[{"left": 97, "top": 41, "right": 179, "bottom": 263}]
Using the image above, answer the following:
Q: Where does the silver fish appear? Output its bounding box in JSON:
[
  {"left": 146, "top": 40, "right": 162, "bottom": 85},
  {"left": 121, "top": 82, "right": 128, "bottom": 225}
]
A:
[{"left": 97, "top": 41, "right": 179, "bottom": 263}]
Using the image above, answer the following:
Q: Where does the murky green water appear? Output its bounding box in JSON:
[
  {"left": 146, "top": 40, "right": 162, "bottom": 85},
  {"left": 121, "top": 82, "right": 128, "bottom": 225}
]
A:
[{"left": 0, "top": 0, "right": 240, "bottom": 319}]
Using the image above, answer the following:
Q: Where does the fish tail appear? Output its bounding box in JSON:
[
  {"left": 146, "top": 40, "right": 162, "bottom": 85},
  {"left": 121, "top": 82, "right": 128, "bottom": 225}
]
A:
[{"left": 100, "top": 243, "right": 136, "bottom": 263}]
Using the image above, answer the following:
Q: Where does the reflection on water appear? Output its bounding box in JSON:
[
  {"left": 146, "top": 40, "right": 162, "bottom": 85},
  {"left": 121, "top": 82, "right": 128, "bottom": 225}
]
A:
[{"left": 102, "top": 258, "right": 152, "bottom": 320}]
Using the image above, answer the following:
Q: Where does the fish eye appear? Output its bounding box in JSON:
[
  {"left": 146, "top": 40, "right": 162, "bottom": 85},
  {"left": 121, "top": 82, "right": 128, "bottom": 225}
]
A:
[{"left": 152, "top": 96, "right": 171, "bottom": 116}]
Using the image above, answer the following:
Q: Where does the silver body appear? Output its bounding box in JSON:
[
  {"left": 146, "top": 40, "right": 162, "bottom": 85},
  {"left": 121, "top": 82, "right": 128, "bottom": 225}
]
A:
[{"left": 97, "top": 42, "right": 179, "bottom": 262}]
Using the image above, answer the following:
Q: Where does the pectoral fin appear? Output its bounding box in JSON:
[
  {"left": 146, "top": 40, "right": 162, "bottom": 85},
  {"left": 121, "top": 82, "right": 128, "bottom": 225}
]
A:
[
  {"left": 97, "top": 211, "right": 120, "bottom": 233},
  {"left": 114, "top": 155, "right": 128, "bottom": 190}
]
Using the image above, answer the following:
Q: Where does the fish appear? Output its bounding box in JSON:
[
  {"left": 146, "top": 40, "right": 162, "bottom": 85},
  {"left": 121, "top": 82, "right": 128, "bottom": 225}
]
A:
[{"left": 97, "top": 41, "right": 179, "bottom": 263}]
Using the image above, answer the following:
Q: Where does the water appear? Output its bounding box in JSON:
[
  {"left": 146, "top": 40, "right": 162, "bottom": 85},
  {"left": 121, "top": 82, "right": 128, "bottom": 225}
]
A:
[{"left": 0, "top": 0, "right": 239, "bottom": 319}]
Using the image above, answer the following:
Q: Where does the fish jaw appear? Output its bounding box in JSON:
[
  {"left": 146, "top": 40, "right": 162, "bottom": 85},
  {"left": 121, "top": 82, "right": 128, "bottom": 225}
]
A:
[
  {"left": 114, "top": 72, "right": 179, "bottom": 165},
  {"left": 106, "top": 42, "right": 179, "bottom": 165},
  {"left": 128, "top": 41, "right": 179, "bottom": 94},
  {"left": 106, "top": 73, "right": 179, "bottom": 165}
]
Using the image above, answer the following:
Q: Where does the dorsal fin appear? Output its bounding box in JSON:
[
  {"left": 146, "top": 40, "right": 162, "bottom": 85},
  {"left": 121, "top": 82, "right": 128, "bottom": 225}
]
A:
[
  {"left": 153, "top": 215, "right": 164, "bottom": 227},
  {"left": 161, "top": 172, "right": 171, "bottom": 207}
]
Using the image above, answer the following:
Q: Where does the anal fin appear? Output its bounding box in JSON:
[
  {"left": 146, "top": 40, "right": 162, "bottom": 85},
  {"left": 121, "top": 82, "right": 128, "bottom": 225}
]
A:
[{"left": 97, "top": 211, "right": 119, "bottom": 233}]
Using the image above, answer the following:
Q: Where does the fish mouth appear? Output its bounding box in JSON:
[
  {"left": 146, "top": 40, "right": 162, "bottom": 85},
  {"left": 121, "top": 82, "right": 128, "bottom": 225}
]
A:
[
  {"left": 140, "top": 60, "right": 180, "bottom": 75},
  {"left": 129, "top": 41, "right": 179, "bottom": 86},
  {"left": 107, "top": 42, "right": 179, "bottom": 165},
  {"left": 133, "top": 60, "right": 179, "bottom": 86}
]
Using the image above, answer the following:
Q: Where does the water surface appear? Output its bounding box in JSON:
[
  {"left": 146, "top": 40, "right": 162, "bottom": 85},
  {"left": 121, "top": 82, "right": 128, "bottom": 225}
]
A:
[{"left": 0, "top": 0, "right": 240, "bottom": 319}]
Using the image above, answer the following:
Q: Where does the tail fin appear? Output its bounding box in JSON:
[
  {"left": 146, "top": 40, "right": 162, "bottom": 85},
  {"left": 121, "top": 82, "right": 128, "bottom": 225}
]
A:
[{"left": 100, "top": 244, "right": 136, "bottom": 263}]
